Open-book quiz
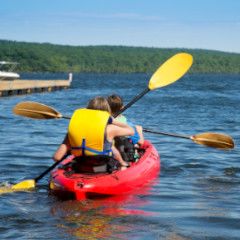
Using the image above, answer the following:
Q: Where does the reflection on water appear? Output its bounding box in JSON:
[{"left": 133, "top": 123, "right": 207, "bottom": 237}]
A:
[{"left": 50, "top": 187, "right": 155, "bottom": 240}]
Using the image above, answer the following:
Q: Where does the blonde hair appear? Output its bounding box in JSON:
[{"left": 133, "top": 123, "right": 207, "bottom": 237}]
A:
[{"left": 87, "top": 96, "right": 111, "bottom": 113}]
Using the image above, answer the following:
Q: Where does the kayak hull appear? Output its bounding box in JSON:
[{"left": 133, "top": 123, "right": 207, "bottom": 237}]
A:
[{"left": 49, "top": 140, "right": 160, "bottom": 200}]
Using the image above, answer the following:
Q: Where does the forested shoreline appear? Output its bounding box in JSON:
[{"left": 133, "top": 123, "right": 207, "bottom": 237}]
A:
[{"left": 0, "top": 40, "right": 239, "bottom": 73}]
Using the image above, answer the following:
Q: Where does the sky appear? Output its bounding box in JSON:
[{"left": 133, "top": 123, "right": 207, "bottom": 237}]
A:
[{"left": 0, "top": 0, "right": 240, "bottom": 53}]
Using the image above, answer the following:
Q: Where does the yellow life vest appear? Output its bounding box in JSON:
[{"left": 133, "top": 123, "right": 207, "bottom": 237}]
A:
[{"left": 68, "top": 108, "right": 112, "bottom": 156}]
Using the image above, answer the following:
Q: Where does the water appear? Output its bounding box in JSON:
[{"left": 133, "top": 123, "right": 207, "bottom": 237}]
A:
[{"left": 0, "top": 73, "right": 239, "bottom": 239}]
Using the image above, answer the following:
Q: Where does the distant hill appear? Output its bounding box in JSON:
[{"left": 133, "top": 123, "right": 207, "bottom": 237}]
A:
[{"left": 0, "top": 39, "right": 239, "bottom": 73}]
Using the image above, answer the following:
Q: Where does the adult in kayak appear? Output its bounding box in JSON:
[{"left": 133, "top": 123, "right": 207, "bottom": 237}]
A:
[{"left": 53, "top": 96, "right": 134, "bottom": 170}]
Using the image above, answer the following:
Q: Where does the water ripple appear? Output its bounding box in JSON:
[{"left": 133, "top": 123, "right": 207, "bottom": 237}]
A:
[{"left": 0, "top": 73, "right": 239, "bottom": 239}]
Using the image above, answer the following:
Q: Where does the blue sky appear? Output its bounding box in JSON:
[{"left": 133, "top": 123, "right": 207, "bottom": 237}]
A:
[{"left": 0, "top": 0, "right": 240, "bottom": 53}]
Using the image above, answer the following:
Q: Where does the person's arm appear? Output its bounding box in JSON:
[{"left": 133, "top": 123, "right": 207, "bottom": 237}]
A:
[
  {"left": 53, "top": 134, "right": 70, "bottom": 162},
  {"left": 135, "top": 125, "right": 144, "bottom": 145},
  {"left": 110, "top": 118, "right": 134, "bottom": 137},
  {"left": 107, "top": 124, "right": 134, "bottom": 142},
  {"left": 112, "top": 145, "right": 128, "bottom": 167},
  {"left": 123, "top": 119, "right": 145, "bottom": 145}
]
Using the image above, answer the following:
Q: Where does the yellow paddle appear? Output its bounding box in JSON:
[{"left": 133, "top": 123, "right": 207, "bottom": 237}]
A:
[
  {"left": 12, "top": 100, "right": 235, "bottom": 150},
  {"left": 0, "top": 160, "right": 61, "bottom": 193},
  {"left": 143, "top": 129, "right": 234, "bottom": 150},
  {"left": 0, "top": 130, "right": 234, "bottom": 194},
  {"left": 12, "top": 102, "right": 235, "bottom": 150},
  {"left": 13, "top": 101, "right": 70, "bottom": 120},
  {"left": 6, "top": 52, "right": 193, "bottom": 192},
  {"left": 115, "top": 52, "right": 193, "bottom": 116}
]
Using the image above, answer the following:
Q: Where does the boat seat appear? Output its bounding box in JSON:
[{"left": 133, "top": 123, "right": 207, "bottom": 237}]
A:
[{"left": 70, "top": 155, "right": 120, "bottom": 174}]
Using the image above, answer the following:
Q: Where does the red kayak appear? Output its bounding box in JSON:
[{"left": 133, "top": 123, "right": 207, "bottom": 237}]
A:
[{"left": 49, "top": 140, "right": 160, "bottom": 200}]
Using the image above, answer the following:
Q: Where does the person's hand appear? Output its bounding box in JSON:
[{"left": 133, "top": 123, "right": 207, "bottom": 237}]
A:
[{"left": 120, "top": 161, "right": 129, "bottom": 167}]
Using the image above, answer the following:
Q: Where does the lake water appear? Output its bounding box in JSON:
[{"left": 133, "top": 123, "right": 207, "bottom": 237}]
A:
[{"left": 0, "top": 72, "right": 239, "bottom": 239}]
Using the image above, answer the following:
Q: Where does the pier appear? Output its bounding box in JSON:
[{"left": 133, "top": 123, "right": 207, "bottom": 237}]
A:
[{"left": 0, "top": 73, "right": 72, "bottom": 97}]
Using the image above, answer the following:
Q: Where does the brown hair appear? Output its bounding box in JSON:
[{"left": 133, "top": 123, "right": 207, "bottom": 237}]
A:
[
  {"left": 107, "top": 94, "right": 123, "bottom": 115},
  {"left": 87, "top": 96, "right": 111, "bottom": 113}
]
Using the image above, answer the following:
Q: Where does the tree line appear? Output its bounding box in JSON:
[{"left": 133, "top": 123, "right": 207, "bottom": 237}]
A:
[{"left": 0, "top": 40, "right": 239, "bottom": 73}]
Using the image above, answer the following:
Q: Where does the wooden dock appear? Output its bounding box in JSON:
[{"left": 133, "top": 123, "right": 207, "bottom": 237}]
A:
[{"left": 0, "top": 73, "right": 72, "bottom": 97}]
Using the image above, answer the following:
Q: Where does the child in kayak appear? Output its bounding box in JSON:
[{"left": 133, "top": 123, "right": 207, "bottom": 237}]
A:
[
  {"left": 53, "top": 96, "right": 134, "bottom": 170},
  {"left": 107, "top": 94, "right": 144, "bottom": 145},
  {"left": 107, "top": 94, "right": 144, "bottom": 162}
]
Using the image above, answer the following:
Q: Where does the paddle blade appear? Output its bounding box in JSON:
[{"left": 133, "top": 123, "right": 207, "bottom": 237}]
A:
[
  {"left": 191, "top": 132, "right": 235, "bottom": 150},
  {"left": 148, "top": 53, "right": 193, "bottom": 90},
  {"left": 0, "top": 186, "right": 18, "bottom": 195},
  {"left": 11, "top": 179, "right": 36, "bottom": 190},
  {"left": 13, "top": 101, "right": 62, "bottom": 119},
  {"left": 0, "top": 180, "right": 36, "bottom": 195}
]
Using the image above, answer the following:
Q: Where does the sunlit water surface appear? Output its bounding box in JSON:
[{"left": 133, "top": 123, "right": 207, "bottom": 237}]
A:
[{"left": 0, "top": 73, "right": 239, "bottom": 239}]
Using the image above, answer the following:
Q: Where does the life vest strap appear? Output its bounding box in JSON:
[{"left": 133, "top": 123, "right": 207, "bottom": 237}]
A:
[{"left": 71, "top": 146, "right": 112, "bottom": 155}]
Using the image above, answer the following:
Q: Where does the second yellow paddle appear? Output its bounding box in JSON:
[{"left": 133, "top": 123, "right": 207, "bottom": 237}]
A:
[{"left": 115, "top": 52, "right": 193, "bottom": 116}]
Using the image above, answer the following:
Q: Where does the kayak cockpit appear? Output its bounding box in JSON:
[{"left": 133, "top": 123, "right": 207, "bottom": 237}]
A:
[{"left": 49, "top": 141, "right": 160, "bottom": 200}]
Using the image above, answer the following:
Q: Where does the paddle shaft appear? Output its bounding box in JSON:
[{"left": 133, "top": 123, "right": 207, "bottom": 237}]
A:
[
  {"left": 114, "top": 88, "right": 150, "bottom": 117},
  {"left": 143, "top": 128, "right": 234, "bottom": 149},
  {"left": 62, "top": 116, "right": 71, "bottom": 119},
  {"left": 143, "top": 128, "right": 190, "bottom": 139},
  {"left": 34, "top": 158, "right": 65, "bottom": 183}
]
